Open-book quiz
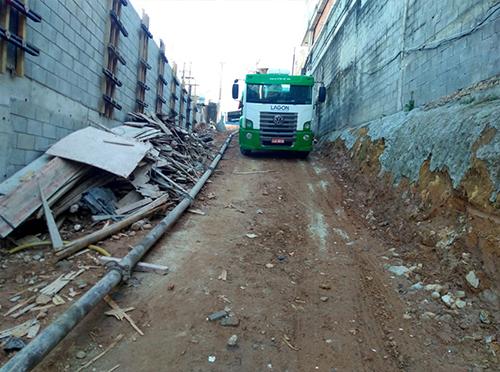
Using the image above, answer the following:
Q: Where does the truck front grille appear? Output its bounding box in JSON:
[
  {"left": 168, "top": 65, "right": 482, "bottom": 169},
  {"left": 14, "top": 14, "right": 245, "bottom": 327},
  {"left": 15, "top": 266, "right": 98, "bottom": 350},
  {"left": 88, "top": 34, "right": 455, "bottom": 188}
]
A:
[{"left": 259, "top": 112, "right": 298, "bottom": 146}]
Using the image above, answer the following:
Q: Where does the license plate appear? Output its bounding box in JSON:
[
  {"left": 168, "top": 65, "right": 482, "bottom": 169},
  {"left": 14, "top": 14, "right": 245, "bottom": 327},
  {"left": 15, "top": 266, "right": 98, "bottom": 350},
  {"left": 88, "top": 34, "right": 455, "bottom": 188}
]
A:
[{"left": 271, "top": 138, "right": 285, "bottom": 144}]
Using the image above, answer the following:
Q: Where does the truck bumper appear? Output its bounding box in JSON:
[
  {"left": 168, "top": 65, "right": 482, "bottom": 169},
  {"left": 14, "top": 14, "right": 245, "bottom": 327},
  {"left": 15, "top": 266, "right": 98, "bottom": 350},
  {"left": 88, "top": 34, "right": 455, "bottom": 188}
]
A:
[{"left": 239, "top": 129, "right": 313, "bottom": 152}]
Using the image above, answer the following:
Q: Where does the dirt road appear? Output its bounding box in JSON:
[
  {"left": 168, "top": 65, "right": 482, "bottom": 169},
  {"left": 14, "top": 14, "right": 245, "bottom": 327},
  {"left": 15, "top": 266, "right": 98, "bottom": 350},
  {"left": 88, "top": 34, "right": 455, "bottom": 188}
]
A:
[{"left": 38, "top": 140, "right": 496, "bottom": 371}]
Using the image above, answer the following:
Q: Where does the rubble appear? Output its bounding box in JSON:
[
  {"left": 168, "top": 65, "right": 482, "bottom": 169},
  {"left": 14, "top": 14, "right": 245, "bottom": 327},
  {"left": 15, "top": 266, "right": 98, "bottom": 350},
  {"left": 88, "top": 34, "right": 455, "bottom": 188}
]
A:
[{"left": 0, "top": 111, "right": 216, "bottom": 248}]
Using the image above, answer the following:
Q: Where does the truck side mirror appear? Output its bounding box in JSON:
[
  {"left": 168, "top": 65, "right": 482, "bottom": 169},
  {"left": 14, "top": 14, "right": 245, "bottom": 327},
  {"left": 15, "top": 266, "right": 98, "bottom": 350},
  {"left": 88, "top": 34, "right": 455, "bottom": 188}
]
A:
[
  {"left": 232, "top": 83, "right": 239, "bottom": 100},
  {"left": 318, "top": 86, "right": 326, "bottom": 103}
]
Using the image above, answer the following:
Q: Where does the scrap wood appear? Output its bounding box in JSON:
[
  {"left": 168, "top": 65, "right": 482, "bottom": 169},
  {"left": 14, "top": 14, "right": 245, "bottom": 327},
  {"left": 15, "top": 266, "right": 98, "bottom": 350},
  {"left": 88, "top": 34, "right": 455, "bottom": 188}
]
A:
[
  {"left": 46, "top": 127, "right": 152, "bottom": 178},
  {"left": 26, "top": 322, "right": 41, "bottom": 339},
  {"left": 282, "top": 336, "right": 299, "bottom": 351},
  {"left": 107, "top": 365, "right": 120, "bottom": 372},
  {"left": 104, "top": 296, "right": 143, "bottom": 336},
  {"left": 187, "top": 209, "right": 205, "bottom": 216},
  {"left": 99, "top": 256, "right": 169, "bottom": 275},
  {"left": 40, "top": 269, "right": 85, "bottom": 297},
  {"left": 4, "top": 295, "right": 36, "bottom": 317},
  {"left": 11, "top": 303, "right": 38, "bottom": 319},
  {"left": 233, "top": 170, "right": 276, "bottom": 175},
  {"left": 75, "top": 333, "right": 124, "bottom": 372},
  {"left": 38, "top": 182, "right": 64, "bottom": 251},
  {"left": 0, "top": 319, "right": 38, "bottom": 339},
  {"left": 56, "top": 194, "right": 170, "bottom": 260},
  {"left": 0, "top": 157, "right": 86, "bottom": 238},
  {"left": 115, "top": 197, "right": 152, "bottom": 215}
]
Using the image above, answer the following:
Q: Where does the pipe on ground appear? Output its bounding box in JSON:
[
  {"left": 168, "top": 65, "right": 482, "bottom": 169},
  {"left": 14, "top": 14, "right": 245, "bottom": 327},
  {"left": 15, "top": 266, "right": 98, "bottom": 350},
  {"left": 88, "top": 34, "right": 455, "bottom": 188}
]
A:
[{"left": 1, "top": 133, "right": 234, "bottom": 372}]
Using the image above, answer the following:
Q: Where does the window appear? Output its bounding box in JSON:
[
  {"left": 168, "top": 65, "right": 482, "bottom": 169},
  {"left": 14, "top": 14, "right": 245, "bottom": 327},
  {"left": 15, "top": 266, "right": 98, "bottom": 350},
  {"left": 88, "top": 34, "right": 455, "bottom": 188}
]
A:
[{"left": 246, "top": 84, "right": 312, "bottom": 104}]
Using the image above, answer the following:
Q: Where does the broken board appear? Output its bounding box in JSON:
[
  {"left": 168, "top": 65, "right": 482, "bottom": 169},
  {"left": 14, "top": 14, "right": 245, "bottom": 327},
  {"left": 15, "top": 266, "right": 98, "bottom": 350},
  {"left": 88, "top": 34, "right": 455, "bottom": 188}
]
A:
[
  {"left": 46, "top": 127, "right": 151, "bottom": 178},
  {"left": 0, "top": 157, "right": 86, "bottom": 238}
]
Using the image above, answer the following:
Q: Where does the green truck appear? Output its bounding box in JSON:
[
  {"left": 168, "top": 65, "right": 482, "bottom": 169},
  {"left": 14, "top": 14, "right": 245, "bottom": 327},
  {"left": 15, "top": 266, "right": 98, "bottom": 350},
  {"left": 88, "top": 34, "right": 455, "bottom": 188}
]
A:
[{"left": 232, "top": 73, "right": 325, "bottom": 157}]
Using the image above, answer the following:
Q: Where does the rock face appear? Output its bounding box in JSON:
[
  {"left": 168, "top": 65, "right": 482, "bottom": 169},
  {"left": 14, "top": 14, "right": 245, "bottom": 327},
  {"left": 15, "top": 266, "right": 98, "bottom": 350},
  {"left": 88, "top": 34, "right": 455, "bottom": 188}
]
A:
[{"left": 327, "top": 82, "right": 500, "bottom": 212}]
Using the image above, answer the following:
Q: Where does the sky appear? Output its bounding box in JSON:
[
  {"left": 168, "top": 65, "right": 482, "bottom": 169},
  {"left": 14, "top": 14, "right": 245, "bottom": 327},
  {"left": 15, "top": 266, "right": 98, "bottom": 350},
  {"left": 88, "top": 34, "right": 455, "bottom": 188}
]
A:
[{"left": 130, "top": 0, "right": 310, "bottom": 113}]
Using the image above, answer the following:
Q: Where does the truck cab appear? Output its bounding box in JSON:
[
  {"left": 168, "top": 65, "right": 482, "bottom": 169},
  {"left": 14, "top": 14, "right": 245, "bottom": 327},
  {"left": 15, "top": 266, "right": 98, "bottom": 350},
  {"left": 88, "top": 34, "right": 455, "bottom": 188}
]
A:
[{"left": 232, "top": 73, "right": 324, "bottom": 157}]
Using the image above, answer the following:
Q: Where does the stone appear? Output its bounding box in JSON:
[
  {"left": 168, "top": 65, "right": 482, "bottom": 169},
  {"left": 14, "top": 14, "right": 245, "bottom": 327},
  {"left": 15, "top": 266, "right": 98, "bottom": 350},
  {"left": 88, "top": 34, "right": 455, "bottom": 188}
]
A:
[
  {"left": 403, "top": 313, "right": 412, "bottom": 320},
  {"left": 409, "top": 282, "right": 424, "bottom": 291},
  {"left": 421, "top": 311, "right": 436, "bottom": 320},
  {"left": 221, "top": 316, "right": 240, "bottom": 327},
  {"left": 455, "top": 299, "right": 466, "bottom": 309},
  {"left": 143, "top": 223, "right": 152, "bottom": 229},
  {"left": 424, "top": 284, "right": 443, "bottom": 293},
  {"left": 208, "top": 355, "right": 216, "bottom": 363},
  {"left": 256, "top": 209, "right": 263, "bottom": 214},
  {"left": 441, "top": 293, "right": 454, "bottom": 307},
  {"left": 76, "top": 280, "right": 87, "bottom": 289},
  {"left": 36, "top": 294, "right": 52, "bottom": 305},
  {"left": 387, "top": 266, "right": 410, "bottom": 276},
  {"left": 320, "top": 296, "right": 329, "bottom": 302},
  {"left": 73, "top": 224, "right": 82, "bottom": 232},
  {"left": 246, "top": 233, "right": 258, "bottom": 239},
  {"left": 131, "top": 220, "right": 147, "bottom": 231},
  {"left": 227, "top": 334, "right": 238, "bottom": 347},
  {"left": 15, "top": 274, "right": 24, "bottom": 284},
  {"left": 431, "top": 291, "right": 441, "bottom": 299},
  {"left": 69, "top": 204, "right": 79, "bottom": 213},
  {"left": 455, "top": 291, "right": 466, "bottom": 298},
  {"left": 465, "top": 271, "right": 479, "bottom": 289},
  {"left": 76, "top": 351, "right": 87, "bottom": 359},
  {"left": 265, "top": 263, "right": 274, "bottom": 268},
  {"left": 32, "top": 253, "right": 43, "bottom": 261},
  {"left": 479, "top": 310, "right": 491, "bottom": 324}
]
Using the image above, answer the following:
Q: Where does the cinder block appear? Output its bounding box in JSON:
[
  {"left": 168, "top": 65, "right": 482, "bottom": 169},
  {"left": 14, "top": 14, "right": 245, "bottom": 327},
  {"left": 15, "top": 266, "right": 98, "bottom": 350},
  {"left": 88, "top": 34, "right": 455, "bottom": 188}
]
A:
[
  {"left": 25, "top": 150, "right": 43, "bottom": 163},
  {"left": 42, "top": 123, "right": 57, "bottom": 139},
  {"left": 12, "top": 116, "right": 28, "bottom": 133},
  {"left": 35, "top": 136, "right": 50, "bottom": 151},
  {"left": 17, "top": 133, "right": 36, "bottom": 150},
  {"left": 27, "top": 119, "right": 43, "bottom": 136}
]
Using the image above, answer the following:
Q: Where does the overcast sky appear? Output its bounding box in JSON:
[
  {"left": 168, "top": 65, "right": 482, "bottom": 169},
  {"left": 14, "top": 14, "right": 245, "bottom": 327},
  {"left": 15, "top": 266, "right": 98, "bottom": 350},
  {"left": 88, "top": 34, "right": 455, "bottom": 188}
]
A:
[{"left": 130, "top": 0, "right": 309, "bottom": 112}]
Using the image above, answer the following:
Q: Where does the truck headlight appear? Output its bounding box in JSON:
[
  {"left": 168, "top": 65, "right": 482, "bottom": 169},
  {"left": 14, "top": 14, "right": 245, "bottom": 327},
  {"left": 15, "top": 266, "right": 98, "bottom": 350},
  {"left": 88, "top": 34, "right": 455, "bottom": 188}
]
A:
[
  {"left": 246, "top": 133, "right": 252, "bottom": 139},
  {"left": 303, "top": 122, "right": 311, "bottom": 130},
  {"left": 245, "top": 119, "right": 253, "bottom": 129},
  {"left": 303, "top": 134, "right": 310, "bottom": 141}
]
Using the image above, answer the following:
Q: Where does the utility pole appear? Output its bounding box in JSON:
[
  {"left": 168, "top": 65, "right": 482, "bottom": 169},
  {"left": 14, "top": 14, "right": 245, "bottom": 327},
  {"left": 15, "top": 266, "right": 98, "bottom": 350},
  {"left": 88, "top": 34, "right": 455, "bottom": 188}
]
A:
[{"left": 218, "top": 61, "right": 224, "bottom": 121}]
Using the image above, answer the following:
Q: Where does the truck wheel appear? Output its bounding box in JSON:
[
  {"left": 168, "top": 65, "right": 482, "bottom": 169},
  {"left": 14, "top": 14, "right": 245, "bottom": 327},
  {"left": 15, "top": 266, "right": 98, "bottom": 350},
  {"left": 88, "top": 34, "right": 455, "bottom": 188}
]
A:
[
  {"left": 240, "top": 148, "right": 251, "bottom": 156},
  {"left": 297, "top": 151, "right": 310, "bottom": 159}
]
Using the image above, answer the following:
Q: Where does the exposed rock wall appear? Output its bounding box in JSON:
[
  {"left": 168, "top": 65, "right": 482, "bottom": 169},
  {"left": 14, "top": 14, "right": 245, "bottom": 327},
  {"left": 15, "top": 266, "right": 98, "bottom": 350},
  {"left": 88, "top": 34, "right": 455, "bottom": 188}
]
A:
[{"left": 326, "top": 78, "right": 500, "bottom": 213}]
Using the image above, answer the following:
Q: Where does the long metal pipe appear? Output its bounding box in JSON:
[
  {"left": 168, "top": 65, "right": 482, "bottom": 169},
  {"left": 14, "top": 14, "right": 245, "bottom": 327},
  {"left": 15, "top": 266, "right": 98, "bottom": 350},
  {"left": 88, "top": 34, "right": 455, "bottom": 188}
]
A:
[{"left": 1, "top": 133, "right": 234, "bottom": 372}]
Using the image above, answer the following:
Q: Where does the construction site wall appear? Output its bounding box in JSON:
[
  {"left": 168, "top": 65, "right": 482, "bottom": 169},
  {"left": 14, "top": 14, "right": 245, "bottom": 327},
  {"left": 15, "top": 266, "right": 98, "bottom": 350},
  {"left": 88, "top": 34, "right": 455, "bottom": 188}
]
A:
[
  {"left": 0, "top": 0, "right": 185, "bottom": 181},
  {"left": 307, "top": 0, "right": 499, "bottom": 134}
]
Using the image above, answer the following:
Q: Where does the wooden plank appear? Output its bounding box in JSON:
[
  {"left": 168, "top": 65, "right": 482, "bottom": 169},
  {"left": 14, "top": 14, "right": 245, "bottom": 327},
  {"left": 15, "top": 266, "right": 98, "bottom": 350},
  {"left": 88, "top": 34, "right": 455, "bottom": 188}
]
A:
[
  {"left": 56, "top": 194, "right": 171, "bottom": 260},
  {"left": 0, "top": 157, "right": 86, "bottom": 238},
  {"left": 115, "top": 197, "right": 152, "bottom": 215},
  {"left": 39, "top": 183, "right": 64, "bottom": 251},
  {"left": 104, "top": 296, "right": 144, "bottom": 335},
  {"left": 99, "top": 256, "right": 169, "bottom": 275},
  {"left": 46, "top": 127, "right": 151, "bottom": 178}
]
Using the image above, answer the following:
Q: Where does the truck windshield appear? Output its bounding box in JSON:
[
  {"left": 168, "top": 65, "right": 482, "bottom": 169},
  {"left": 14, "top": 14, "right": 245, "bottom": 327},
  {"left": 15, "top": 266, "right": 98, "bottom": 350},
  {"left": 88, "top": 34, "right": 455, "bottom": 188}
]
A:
[{"left": 246, "top": 84, "right": 312, "bottom": 104}]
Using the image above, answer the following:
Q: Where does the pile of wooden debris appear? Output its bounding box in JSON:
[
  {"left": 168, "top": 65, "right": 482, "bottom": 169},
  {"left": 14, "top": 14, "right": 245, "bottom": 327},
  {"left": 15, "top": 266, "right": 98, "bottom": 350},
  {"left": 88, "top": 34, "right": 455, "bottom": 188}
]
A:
[{"left": 0, "top": 112, "right": 215, "bottom": 255}]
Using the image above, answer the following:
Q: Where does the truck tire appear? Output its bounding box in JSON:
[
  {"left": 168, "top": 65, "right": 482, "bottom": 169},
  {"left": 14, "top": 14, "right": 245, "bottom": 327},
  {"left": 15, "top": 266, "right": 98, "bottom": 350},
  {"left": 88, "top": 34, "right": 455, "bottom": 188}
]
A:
[{"left": 240, "top": 148, "right": 251, "bottom": 156}]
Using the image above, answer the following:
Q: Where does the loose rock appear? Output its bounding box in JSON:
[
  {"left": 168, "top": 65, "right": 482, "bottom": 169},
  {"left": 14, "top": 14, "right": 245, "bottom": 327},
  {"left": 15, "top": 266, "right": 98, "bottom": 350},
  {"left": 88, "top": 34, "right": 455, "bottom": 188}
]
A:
[
  {"left": 227, "top": 334, "right": 238, "bottom": 347},
  {"left": 465, "top": 271, "right": 479, "bottom": 289},
  {"left": 441, "top": 293, "right": 454, "bottom": 307},
  {"left": 387, "top": 266, "right": 410, "bottom": 276},
  {"left": 320, "top": 296, "right": 329, "bottom": 302},
  {"left": 76, "top": 351, "right": 87, "bottom": 359}
]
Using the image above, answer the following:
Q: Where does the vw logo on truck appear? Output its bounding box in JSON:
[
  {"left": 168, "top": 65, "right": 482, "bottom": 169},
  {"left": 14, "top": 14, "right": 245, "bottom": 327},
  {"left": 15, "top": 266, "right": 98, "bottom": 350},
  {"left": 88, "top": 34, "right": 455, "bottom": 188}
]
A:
[{"left": 273, "top": 115, "right": 284, "bottom": 125}]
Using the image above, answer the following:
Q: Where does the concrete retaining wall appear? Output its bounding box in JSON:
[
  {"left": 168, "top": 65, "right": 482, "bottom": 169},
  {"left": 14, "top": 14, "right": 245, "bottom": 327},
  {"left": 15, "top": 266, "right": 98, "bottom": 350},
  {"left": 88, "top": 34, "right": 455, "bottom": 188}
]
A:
[
  {"left": 0, "top": 0, "right": 188, "bottom": 180},
  {"left": 307, "top": 0, "right": 500, "bottom": 135}
]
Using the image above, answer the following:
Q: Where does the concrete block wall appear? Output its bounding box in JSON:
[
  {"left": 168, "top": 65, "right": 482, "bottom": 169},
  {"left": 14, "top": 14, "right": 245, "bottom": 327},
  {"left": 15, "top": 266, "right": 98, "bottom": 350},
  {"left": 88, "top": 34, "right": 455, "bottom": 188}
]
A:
[
  {"left": 307, "top": 0, "right": 500, "bottom": 135},
  {"left": 0, "top": 0, "right": 181, "bottom": 181}
]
